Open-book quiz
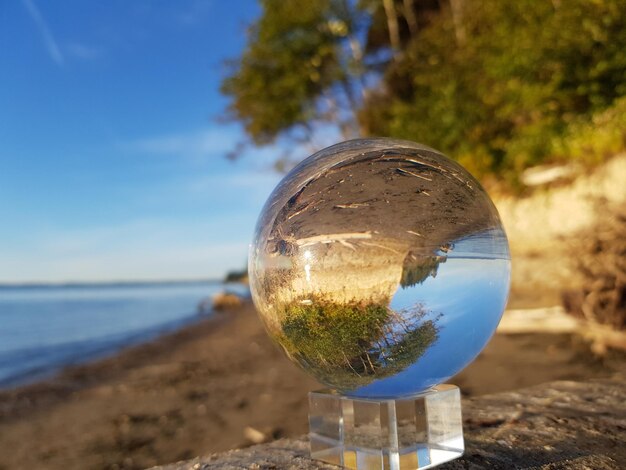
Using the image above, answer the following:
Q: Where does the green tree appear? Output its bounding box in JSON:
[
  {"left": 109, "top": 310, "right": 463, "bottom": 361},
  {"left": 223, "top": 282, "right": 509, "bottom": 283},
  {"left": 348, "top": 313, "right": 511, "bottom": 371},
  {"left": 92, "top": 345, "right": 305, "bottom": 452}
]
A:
[
  {"left": 401, "top": 254, "right": 445, "bottom": 288},
  {"left": 221, "top": 0, "right": 368, "bottom": 152},
  {"left": 276, "top": 296, "right": 440, "bottom": 391},
  {"left": 364, "top": 0, "right": 626, "bottom": 178},
  {"left": 222, "top": 0, "right": 626, "bottom": 182}
]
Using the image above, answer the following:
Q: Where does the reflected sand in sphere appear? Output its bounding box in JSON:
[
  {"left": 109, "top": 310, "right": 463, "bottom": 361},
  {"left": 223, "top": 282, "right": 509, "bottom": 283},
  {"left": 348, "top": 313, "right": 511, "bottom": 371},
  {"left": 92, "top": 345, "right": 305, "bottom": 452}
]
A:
[{"left": 249, "top": 138, "right": 510, "bottom": 398}]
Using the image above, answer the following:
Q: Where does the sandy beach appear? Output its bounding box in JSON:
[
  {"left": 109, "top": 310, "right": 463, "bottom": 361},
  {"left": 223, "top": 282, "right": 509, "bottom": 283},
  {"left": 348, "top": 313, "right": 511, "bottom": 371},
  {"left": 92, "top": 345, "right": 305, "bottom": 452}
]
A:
[{"left": 0, "top": 301, "right": 624, "bottom": 470}]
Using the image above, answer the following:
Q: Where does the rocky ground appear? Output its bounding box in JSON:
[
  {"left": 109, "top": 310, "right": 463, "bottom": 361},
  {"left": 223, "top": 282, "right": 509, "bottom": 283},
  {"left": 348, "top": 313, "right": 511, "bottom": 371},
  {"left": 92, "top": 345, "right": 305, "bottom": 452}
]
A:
[{"left": 156, "top": 379, "right": 626, "bottom": 470}]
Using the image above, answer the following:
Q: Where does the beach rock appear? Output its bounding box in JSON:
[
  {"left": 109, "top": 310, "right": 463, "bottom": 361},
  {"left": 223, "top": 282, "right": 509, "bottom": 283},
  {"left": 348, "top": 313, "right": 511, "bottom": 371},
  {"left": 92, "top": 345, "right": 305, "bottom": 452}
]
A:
[
  {"left": 153, "top": 378, "right": 626, "bottom": 470},
  {"left": 197, "top": 292, "right": 245, "bottom": 314},
  {"left": 243, "top": 426, "right": 267, "bottom": 444},
  {"left": 211, "top": 292, "right": 244, "bottom": 312}
]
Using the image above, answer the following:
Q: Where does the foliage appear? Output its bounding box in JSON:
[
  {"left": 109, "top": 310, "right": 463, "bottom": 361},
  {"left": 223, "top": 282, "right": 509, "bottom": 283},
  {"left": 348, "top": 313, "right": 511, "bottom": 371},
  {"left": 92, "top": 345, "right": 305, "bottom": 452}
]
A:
[
  {"left": 280, "top": 298, "right": 389, "bottom": 366},
  {"left": 550, "top": 96, "right": 626, "bottom": 166},
  {"left": 224, "top": 267, "right": 248, "bottom": 283},
  {"left": 221, "top": 0, "right": 367, "bottom": 146},
  {"left": 385, "top": 319, "right": 439, "bottom": 372},
  {"left": 367, "top": 0, "right": 626, "bottom": 180},
  {"left": 276, "top": 296, "right": 440, "bottom": 390},
  {"left": 222, "top": 0, "right": 626, "bottom": 184}
]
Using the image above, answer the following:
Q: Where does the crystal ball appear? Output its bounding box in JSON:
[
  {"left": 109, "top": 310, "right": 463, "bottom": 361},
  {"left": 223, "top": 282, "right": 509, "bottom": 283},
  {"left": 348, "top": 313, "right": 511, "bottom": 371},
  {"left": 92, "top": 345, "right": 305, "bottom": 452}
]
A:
[{"left": 249, "top": 138, "right": 510, "bottom": 398}]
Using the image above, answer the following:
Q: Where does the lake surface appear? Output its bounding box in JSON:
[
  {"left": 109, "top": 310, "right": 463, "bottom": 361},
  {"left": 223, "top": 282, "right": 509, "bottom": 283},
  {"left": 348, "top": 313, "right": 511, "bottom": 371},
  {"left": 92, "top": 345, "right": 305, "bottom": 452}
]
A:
[{"left": 0, "top": 282, "right": 245, "bottom": 388}]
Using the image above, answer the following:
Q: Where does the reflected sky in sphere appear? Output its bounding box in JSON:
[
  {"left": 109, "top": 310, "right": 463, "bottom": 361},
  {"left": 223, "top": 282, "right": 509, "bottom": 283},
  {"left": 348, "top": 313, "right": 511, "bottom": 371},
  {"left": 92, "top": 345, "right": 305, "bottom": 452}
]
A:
[
  {"left": 356, "top": 243, "right": 510, "bottom": 397},
  {"left": 248, "top": 138, "right": 511, "bottom": 398}
]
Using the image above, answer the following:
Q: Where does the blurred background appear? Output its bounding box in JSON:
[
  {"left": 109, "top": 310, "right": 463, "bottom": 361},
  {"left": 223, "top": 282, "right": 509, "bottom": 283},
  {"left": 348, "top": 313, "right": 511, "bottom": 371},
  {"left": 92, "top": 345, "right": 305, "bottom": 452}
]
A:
[{"left": 0, "top": 1, "right": 625, "bottom": 469}]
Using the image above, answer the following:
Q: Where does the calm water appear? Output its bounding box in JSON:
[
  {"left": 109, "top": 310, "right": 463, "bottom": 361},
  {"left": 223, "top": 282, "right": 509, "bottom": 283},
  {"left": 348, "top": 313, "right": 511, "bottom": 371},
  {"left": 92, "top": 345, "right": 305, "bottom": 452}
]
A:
[
  {"left": 0, "top": 282, "right": 245, "bottom": 388},
  {"left": 360, "top": 255, "right": 510, "bottom": 397},
  {"left": 344, "top": 230, "right": 510, "bottom": 397}
]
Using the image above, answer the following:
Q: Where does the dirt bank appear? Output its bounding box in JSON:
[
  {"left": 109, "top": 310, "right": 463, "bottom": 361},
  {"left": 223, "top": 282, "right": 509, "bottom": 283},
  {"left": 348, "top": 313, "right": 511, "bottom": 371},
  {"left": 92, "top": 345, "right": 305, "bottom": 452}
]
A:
[{"left": 497, "top": 154, "right": 626, "bottom": 307}]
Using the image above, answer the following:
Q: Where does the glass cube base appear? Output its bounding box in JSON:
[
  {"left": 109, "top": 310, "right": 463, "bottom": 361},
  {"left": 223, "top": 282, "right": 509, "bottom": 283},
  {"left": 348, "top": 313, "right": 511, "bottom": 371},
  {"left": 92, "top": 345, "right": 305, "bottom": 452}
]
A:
[{"left": 309, "top": 384, "right": 463, "bottom": 470}]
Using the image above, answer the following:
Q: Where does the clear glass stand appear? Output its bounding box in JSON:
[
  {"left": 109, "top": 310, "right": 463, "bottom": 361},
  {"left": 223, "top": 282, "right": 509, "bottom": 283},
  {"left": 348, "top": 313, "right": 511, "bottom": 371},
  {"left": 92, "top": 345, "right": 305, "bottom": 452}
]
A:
[{"left": 309, "top": 384, "right": 464, "bottom": 469}]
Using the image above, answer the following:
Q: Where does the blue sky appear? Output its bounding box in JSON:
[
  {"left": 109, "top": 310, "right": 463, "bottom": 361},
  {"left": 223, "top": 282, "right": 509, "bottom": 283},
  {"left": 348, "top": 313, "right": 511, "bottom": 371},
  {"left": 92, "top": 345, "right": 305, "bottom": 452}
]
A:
[{"left": 0, "top": 0, "right": 291, "bottom": 283}]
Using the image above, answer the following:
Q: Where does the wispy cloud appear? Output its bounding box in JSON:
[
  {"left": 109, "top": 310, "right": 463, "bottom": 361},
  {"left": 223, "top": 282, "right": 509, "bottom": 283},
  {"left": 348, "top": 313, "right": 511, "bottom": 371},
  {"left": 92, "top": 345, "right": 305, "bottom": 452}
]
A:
[
  {"left": 177, "top": 0, "right": 214, "bottom": 26},
  {"left": 122, "top": 127, "right": 241, "bottom": 160},
  {"left": 185, "top": 172, "right": 281, "bottom": 198},
  {"left": 0, "top": 241, "right": 249, "bottom": 283},
  {"left": 21, "top": 0, "right": 64, "bottom": 65},
  {"left": 0, "top": 218, "right": 250, "bottom": 283},
  {"left": 122, "top": 126, "right": 304, "bottom": 167},
  {"left": 66, "top": 43, "right": 101, "bottom": 60}
]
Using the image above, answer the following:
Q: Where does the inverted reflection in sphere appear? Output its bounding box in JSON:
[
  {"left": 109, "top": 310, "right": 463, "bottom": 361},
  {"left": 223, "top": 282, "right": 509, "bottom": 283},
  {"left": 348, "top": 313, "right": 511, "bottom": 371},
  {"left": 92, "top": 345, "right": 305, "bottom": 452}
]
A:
[{"left": 249, "top": 138, "right": 510, "bottom": 398}]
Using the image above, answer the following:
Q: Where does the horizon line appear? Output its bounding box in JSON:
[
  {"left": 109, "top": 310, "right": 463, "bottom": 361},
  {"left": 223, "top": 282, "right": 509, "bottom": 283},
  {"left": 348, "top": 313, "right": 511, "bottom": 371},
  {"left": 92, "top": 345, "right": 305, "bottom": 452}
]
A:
[{"left": 0, "top": 278, "right": 229, "bottom": 288}]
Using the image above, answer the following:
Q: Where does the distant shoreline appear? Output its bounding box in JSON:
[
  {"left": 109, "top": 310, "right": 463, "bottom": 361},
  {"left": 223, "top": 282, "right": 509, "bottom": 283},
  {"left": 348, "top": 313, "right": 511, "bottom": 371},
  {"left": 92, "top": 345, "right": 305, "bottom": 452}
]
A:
[
  {"left": 0, "top": 282, "right": 250, "bottom": 390},
  {"left": 0, "top": 279, "right": 227, "bottom": 289}
]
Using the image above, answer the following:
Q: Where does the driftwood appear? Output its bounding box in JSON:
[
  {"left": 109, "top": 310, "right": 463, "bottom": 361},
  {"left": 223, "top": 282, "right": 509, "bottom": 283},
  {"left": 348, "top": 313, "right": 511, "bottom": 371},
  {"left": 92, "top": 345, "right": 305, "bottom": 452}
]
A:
[
  {"left": 498, "top": 307, "right": 626, "bottom": 353},
  {"left": 154, "top": 378, "right": 626, "bottom": 470},
  {"left": 497, "top": 307, "right": 580, "bottom": 334}
]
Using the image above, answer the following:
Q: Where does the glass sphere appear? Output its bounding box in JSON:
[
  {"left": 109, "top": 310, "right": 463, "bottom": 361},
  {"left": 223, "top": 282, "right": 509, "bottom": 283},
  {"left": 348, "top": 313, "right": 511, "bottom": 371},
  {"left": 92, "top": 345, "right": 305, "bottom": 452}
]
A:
[{"left": 249, "top": 138, "right": 510, "bottom": 398}]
